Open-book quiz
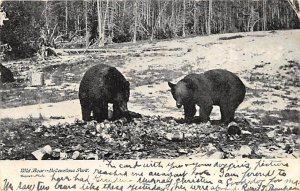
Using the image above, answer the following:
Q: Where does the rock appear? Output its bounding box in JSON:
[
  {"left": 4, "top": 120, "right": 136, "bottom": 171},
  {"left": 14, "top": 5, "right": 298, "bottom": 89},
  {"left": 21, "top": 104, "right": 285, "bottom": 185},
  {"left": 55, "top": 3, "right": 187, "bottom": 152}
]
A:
[
  {"left": 72, "top": 151, "right": 81, "bottom": 160},
  {"left": 60, "top": 152, "right": 68, "bottom": 160},
  {"left": 52, "top": 148, "right": 61, "bottom": 159},
  {"left": 267, "top": 130, "right": 276, "bottom": 138},
  {"left": 132, "top": 144, "right": 145, "bottom": 151},
  {"left": 205, "top": 143, "right": 217, "bottom": 152},
  {"left": 228, "top": 121, "right": 237, "bottom": 127},
  {"left": 45, "top": 79, "right": 55, "bottom": 86},
  {"left": 165, "top": 132, "right": 184, "bottom": 141},
  {"left": 115, "top": 118, "right": 128, "bottom": 126},
  {"left": 53, "top": 148, "right": 61, "bottom": 153},
  {"left": 286, "top": 127, "right": 292, "bottom": 135},
  {"left": 241, "top": 130, "right": 252, "bottom": 135},
  {"left": 44, "top": 132, "right": 55, "bottom": 137},
  {"left": 228, "top": 126, "right": 241, "bottom": 136},
  {"left": 90, "top": 131, "right": 96, "bottom": 136},
  {"left": 86, "top": 153, "right": 99, "bottom": 160},
  {"left": 24, "top": 87, "right": 38, "bottom": 90},
  {"left": 87, "top": 120, "right": 97, "bottom": 127},
  {"left": 207, "top": 151, "right": 224, "bottom": 159},
  {"left": 284, "top": 144, "right": 293, "bottom": 154},
  {"left": 34, "top": 126, "right": 43, "bottom": 133},
  {"left": 165, "top": 133, "right": 173, "bottom": 141},
  {"left": 72, "top": 144, "right": 84, "bottom": 151},
  {"left": 100, "top": 132, "right": 113, "bottom": 143},
  {"left": 209, "top": 132, "right": 218, "bottom": 139},
  {"left": 184, "top": 133, "right": 193, "bottom": 138},
  {"left": 74, "top": 119, "right": 85, "bottom": 125},
  {"left": 187, "top": 153, "right": 205, "bottom": 159},
  {"left": 178, "top": 149, "right": 189, "bottom": 154},
  {"left": 205, "top": 121, "right": 211, "bottom": 128},
  {"left": 239, "top": 145, "right": 252, "bottom": 156},
  {"left": 42, "top": 145, "right": 52, "bottom": 154},
  {"left": 232, "top": 145, "right": 252, "bottom": 158},
  {"left": 227, "top": 122, "right": 241, "bottom": 136},
  {"left": 31, "top": 145, "right": 52, "bottom": 160},
  {"left": 104, "top": 123, "right": 112, "bottom": 129},
  {"left": 292, "top": 127, "right": 300, "bottom": 135}
]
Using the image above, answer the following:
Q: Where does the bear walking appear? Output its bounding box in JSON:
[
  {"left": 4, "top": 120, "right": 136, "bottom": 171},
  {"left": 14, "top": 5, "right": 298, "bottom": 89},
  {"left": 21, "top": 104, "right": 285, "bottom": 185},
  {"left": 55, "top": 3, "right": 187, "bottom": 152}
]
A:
[
  {"left": 79, "top": 64, "right": 130, "bottom": 122},
  {"left": 0, "top": 63, "right": 15, "bottom": 83},
  {"left": 168, "top": 69, "right": 246, "bottom": 124}
]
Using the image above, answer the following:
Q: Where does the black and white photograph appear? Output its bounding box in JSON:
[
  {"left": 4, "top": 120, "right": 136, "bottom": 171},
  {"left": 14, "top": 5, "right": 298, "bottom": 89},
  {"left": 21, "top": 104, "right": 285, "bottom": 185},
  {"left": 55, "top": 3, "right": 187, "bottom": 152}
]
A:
[{"left": 0, "top": 0, "right": 299, "bottom": 162}]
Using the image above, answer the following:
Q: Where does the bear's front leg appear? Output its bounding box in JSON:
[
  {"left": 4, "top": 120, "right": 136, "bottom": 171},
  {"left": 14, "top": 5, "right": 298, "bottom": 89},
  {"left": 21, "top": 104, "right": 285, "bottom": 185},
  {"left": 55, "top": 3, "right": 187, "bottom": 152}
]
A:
[
  {"left": 113, "top": 103, "right": 126, "bottom": 120},
  {"left": 199, "top": 104, "right": 213, "bottom": 122},
  {"left": 184, "top": 104, "right": 196, "bottom": 123},
  {"left": 93, "top": 100, "right": 108, "bottom": 122}
]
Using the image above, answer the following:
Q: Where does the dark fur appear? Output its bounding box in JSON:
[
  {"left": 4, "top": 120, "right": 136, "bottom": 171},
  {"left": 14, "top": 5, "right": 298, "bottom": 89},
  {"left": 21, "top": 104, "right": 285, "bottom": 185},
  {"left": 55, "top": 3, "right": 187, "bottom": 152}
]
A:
[
  {"left": 79, "top": 64, "right": 130, "bottom": 122},
  {"left": 0, "top": 63, "right": 15, "bottom": 83},
  {"left": 168, "top": 69, "right": 246, "bottom": 124}
]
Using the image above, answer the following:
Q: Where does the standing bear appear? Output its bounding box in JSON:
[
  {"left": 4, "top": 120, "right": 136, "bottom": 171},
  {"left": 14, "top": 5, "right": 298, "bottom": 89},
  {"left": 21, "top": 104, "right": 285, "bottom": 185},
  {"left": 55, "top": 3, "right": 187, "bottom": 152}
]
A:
[
  {"left": 0, "top": 63, "right": 15, "bottom": 83},
  {"left": 168, "top": 69, "right": 246, "bottom": 124},
  {"left": 79, "top": 64, "right": 130, "bottom": 122}
]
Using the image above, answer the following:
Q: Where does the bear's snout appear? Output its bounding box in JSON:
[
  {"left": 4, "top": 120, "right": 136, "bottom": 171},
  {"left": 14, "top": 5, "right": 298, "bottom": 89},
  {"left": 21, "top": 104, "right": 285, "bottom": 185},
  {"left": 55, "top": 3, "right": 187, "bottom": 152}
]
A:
[
  {"left": 118, "top": 102, "right": 128, "bottom": 113},
  {"left": 176, "top": 103, "right": 182, "bottom": 108}
]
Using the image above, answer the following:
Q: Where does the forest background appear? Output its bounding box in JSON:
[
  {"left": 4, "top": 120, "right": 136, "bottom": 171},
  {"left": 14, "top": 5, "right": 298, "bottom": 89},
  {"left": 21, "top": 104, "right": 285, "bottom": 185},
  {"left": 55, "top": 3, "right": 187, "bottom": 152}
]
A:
[{"left": 0, "top": 0, "right": 300, "bottom": 60}]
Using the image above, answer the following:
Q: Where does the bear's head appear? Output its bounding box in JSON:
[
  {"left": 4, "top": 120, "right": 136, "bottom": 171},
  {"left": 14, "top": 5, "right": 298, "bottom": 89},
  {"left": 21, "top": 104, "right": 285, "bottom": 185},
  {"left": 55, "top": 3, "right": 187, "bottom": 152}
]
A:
[
  {"left": 115, "top": 80, "right": 130, "bottom": 112},
  {"left": 168, "top": 81, "right": 194, "bottom": 108}
]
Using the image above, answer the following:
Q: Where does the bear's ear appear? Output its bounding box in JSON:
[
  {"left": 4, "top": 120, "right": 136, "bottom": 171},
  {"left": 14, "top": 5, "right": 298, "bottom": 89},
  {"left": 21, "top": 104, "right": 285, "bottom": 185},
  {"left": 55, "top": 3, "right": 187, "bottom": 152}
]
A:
[
  {"left": 168, "top": 81, "right": 175, "bottom": 89},
  {"left": 125, "top": 81, "right": 130, "bottom": 88}
]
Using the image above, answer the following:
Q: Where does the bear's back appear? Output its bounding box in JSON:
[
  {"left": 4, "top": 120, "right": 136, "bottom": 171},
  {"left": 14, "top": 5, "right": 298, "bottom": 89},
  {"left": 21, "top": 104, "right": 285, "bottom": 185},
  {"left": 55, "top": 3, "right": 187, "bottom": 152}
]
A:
[
  {"left": 204, "top": 69, "right": 245, "bottom": 90},
  {"left": 79, "top": 64, "right": 128, "bottom": 98},
  {"left": 204, "top": 69, "right": 246, "bottom": 103},
  {"left": 0, "top": 64, "right": 14, "bottom": 83}
]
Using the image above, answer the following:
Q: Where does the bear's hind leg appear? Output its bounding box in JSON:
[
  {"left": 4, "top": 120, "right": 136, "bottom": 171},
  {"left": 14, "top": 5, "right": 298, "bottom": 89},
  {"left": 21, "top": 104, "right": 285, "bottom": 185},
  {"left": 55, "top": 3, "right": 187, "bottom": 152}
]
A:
[
  {"left": 220, "top": 102, "right": 236, "bottom": 124},
  {"left": 184, "top": 104, "right": 196, "bottom": 123},
  {"left": 93, "top": 100, "right": 108, "bottom": 122},
  {"left": 80, "top": 100, "right": 92, "bottom": 121},
  {"left": 81, "top": 106, "right": 92, "bottom": 121}
]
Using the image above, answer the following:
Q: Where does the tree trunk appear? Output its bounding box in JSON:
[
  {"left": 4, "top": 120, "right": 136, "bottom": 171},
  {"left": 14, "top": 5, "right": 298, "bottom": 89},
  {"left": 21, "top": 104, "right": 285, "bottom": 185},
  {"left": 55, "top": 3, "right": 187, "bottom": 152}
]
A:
[
  {"left": 97, "top": 0, "right": 104, "bottom": 47},
  {"left": 287, "top": 0, "right": 300, "bottom": 20},
  {"left": 45, "top": 1, "right": 49, "bottom": 34},
  {"left": 146, "top": 0, "right": 149, "bottom": 23},
  {"left": 171, "top": 0, "right": 175, "bottom": 35},
  {"left": 103, "top": 0, "right": 109, "bottom": 44},
  {"left": 193, "top": 0, "right": 198, "bottom": 35},
  {"left": 85, "top": 0, "right": 89, "bottom": 48},
  {"left": 65, "top": 0, "right": 68, "bottom": 35},
  {"left": 262, "top": 0, "right": 267, "bottom": 30},
  {"left": 123, "top": 0, "right": 126, "bottom": 18},
  {"left": 109, "top": 1, "right": 116, "bottom": 40},
  {"left": 133, "top": 0, "right": 138, "bottom": 43},
  {"left": 182, "top": 0, "right": 186, "bottom": 37},
  {"left": 150, "top": 8, "right": 155, "bottom": 41},
  {"left": 207, "top": 0, "right": 212, "bottom": 35}
]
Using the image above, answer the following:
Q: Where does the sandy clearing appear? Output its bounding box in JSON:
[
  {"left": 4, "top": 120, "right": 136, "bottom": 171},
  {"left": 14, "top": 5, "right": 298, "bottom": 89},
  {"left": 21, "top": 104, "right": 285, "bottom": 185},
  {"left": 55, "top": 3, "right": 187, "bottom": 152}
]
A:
[
  {"left": 0, "top": 100, "right": 81, "bottom": 125},
  {"left": 0, "top": 30, "right": 299, "bottom": 125}
]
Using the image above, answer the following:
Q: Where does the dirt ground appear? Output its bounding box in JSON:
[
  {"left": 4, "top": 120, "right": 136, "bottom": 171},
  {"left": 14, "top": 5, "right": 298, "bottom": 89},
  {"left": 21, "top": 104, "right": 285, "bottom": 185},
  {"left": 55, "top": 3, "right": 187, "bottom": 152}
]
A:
[{"left": 0, "top": 30, "right": 299, "bottom": 160}]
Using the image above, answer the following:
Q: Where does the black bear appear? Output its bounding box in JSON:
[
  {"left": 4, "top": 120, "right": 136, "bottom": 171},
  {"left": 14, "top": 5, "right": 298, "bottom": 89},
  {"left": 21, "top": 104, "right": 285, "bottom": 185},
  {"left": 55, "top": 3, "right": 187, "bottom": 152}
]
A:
[
  {"left": 79, "top": 64, "right": 130, "bottom": 122},
  {"left": 0, "top": 63, "right": 15, "bottom": 83},
  {"left": 168, "top": 69, "right": 246, "bottom": 124}
]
